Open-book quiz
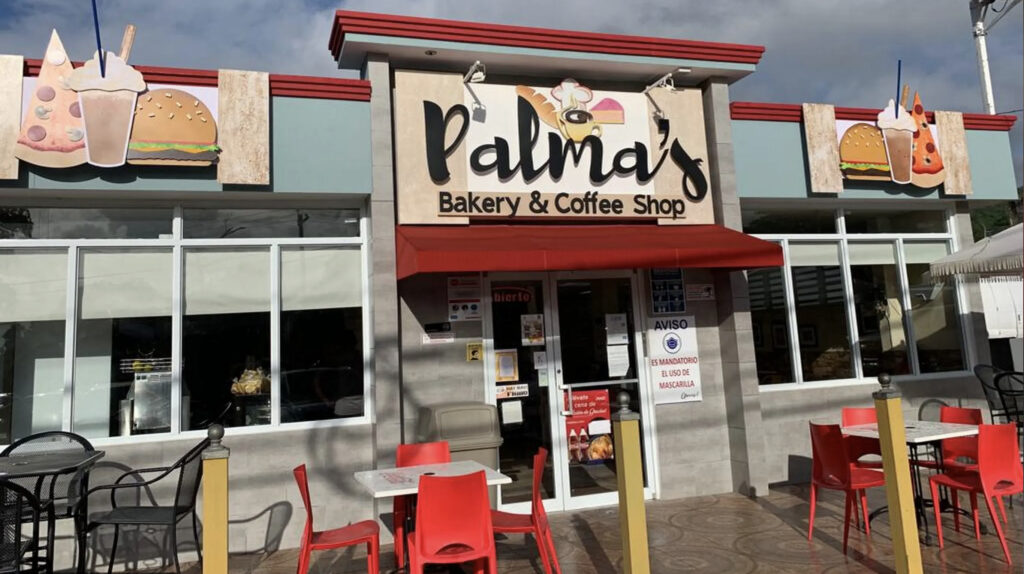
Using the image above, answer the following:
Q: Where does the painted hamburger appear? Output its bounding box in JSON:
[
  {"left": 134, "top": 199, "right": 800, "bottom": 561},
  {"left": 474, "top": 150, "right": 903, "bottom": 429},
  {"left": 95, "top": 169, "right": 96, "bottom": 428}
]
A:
[
  {"left": 127, "top": 89, "right": 219, "bottom": 165},
  {"left": 838, "top": 122, "right": 890, "bottom": 181}
]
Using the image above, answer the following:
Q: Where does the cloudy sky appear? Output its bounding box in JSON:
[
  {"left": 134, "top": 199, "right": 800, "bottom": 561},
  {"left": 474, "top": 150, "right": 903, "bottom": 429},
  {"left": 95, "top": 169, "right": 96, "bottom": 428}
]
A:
[{"left": 2, "top": 0, "right": 1021, "bottom": 185}]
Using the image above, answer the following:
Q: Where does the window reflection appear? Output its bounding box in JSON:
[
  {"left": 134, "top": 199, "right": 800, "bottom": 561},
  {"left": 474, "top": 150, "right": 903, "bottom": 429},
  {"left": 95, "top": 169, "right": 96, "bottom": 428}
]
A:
[
  {"left": 849, "top": 243, "right": 910, "bottom": 376},
  {"left": 0, "top": 207, "right": 172, "bottom": 239},
  {"left": 183, "top": 209, "right": 359, "bottom": 239},
  {"left": 748, "top": 267, "right": 793, "bottom": 384}
]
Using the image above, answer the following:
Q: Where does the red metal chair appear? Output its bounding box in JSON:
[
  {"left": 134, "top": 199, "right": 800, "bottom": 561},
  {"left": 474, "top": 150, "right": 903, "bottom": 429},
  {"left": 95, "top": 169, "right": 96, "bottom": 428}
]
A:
[
  {"left": 293, "top": 465, "right": 380, "bottom": 574},
  {"left": 930, "top": 423, "right": 1023, "bottom": 565},
  {"left": 394, "top": 441, "right": 451, "bottom": 568},
  {"left": 409, "top": 470, "right": 497, "bottom": 574},
  {"left": 491, "top": 448, "right": 561, "bottom": 574},
  {"left": 808, "top": 422, "right": 886, "bottom": 553},
  {"left": 841, "top": 407, "right": 883, "bottom": 471}
]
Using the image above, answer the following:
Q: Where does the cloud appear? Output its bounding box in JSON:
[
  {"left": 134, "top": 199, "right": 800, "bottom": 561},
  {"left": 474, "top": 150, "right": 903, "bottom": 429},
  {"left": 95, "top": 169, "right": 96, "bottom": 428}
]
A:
[{"left": 1, "top": 0, "right": 1020, "bottom": 184}]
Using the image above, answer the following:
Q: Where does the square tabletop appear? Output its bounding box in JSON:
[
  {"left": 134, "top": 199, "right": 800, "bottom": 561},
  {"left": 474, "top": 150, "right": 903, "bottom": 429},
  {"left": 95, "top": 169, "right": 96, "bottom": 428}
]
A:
[
  {"left": 843, "top": 420, "right": 978, "bottom": 444},
  {"left": 0, "top": 450, "right": 105, "bottom": 480},
  {"left": 354, "top": 460, "right": 512, "bottom": 498}
]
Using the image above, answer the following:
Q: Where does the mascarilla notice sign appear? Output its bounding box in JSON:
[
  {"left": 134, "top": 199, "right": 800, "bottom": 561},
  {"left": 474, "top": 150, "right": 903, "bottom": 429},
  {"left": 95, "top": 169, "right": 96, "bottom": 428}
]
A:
[{"left": 647, "top": 315, "right": 701, "bottom": 404}]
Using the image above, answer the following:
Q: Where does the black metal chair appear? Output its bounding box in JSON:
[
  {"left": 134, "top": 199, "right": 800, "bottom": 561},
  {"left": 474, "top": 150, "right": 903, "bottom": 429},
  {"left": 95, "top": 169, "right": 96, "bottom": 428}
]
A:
[
  {"left": 0, "top": 479, "right": 54, "bottom": 574},
  {"left": 80, "top": 439, "right": 210, "bottom": 574},
  {"left": 0, "top": 431, "right": 95, "bottom": 527},
  {"left": 974, "top": 364, "right": 1008, "bottom": 423}
]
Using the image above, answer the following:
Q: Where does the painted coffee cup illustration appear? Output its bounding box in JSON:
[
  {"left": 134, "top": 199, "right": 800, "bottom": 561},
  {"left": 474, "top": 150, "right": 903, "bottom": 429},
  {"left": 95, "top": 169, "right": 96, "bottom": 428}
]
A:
[
  {"left": 67, "top": 51, "right": 146, "bottom": 168},
  {"left": 559, "top": 109, "right": 602, "bottom": 142}
]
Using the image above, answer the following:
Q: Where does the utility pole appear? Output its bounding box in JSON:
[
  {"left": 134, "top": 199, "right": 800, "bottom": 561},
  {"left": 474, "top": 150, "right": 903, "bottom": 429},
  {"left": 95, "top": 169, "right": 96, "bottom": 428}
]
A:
[{"left": 969, "top": 0, "right": 1022, "bottom": 115}]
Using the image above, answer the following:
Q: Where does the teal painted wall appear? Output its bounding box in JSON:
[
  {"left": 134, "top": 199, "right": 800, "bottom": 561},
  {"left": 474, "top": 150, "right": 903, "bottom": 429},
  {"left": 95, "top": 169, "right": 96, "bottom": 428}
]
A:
[
  {"left": 733, "top": 120, "right": 1018, "bottom": 201},
  {"left": 3, "top": 97, "right": 371, "bottom": 195}
]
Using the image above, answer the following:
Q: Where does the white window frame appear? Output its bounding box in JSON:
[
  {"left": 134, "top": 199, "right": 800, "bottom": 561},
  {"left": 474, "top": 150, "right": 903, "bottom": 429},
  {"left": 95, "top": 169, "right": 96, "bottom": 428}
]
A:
[
  {"left": 750, "top": 206, "right": 973, "bottom": 391},
  {"left": 0, "top": 204, "right": 373, "bottom": 448}
]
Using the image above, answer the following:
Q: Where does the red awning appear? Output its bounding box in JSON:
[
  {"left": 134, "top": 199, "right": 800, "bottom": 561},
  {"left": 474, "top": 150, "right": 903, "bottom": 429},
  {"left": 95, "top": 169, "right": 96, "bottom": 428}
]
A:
[{"left": 395, "top": 224, "right": 782, "bottom": 279}]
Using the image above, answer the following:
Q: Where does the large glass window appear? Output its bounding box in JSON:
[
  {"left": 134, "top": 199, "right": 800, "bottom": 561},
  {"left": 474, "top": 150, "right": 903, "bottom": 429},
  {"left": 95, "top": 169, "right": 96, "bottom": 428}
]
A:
[
  {"left": 0, "top": 250, "right": 67, "bottom": 444},
  {"left": 183, "top": 248, "right": 271, "bottom": 430},
  {"left": 748, "top": 267, "right": 793, "bottom": 384},
  {"left": 789, "top": 243, "right": 854, "bottom": 381},
  {"left": 74, "top": 250, "right": 172, "bottom": 438},
  {"left": 905, "top": 242, "right": 965, "bottom": 373},
  {"left": 280, "top": 247, "right": 364, "bottom": 422},
  {"left": 0, "top": 205, "right": 368, "bottom": 447},
  {"left": 746, "top": 208, "right": 966, "bottom": 386}
]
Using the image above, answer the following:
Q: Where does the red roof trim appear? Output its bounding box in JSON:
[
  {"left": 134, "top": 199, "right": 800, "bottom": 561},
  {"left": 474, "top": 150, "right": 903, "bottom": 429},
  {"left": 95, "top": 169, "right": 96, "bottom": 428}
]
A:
[
  {"left": 730, "top": 101, "right": 1016, "bottom": 131},
  {"left": 23, "top": 59, "right": 371, "bottom": 102},
  {"left": 330, "top": 10, "right": 765, "bottom": 65}
]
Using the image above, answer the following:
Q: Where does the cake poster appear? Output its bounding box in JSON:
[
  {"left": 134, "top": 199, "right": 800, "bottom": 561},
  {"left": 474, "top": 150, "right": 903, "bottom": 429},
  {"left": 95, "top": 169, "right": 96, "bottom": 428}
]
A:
[
  {"left": 14, "top": 28, "right": 220, "bottom": 170},
  {"left": 836, "top": 90, "right": 945, "bottom": 189}
]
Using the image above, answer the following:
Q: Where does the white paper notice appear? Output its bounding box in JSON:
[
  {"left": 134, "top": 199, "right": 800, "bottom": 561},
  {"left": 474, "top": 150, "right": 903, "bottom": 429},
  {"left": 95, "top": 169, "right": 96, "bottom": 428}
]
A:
[
  {"left": 606, "top": 345, "right": 630, "bottom": 377},
  {"left": 533, "top": 351, "right": 547, "bottom": 370},
  {"left": 606, "top": 313, "right": 629, "bottom": 345},
  {"left": 500, "top": 400, "right": 524, "bottom": 424},
  {"left": 589, "top": 418, "right": 611, "bottom": 435}
]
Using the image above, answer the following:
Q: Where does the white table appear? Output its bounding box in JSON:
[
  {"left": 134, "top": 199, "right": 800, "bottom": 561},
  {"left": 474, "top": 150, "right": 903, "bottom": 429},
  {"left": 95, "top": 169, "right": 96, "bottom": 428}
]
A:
[
  {"left": 354, "top": 459, "right": 511, "bottom": 498},
  {"left": 841, "top": 420, "right": 979, "bottom": 545}
]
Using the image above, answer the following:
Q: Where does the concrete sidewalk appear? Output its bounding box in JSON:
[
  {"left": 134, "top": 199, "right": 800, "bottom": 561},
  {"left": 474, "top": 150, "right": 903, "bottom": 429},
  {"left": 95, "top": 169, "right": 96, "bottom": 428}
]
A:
[{"left": 157, "top": 485, "right": 1023, "bottom": 573}]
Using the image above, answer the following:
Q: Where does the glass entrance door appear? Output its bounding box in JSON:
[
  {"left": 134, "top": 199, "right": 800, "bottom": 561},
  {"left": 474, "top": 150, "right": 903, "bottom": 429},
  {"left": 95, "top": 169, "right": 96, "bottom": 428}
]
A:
[{"left": 486, "top": 271, "right": 653, "bottom": 512}]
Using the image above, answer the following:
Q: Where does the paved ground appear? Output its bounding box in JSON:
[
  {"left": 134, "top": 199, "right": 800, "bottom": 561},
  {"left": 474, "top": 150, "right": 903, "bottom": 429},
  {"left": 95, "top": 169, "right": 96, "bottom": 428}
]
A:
[{"left": 157, "top": 485, "right": 1022, "bottom": 573}]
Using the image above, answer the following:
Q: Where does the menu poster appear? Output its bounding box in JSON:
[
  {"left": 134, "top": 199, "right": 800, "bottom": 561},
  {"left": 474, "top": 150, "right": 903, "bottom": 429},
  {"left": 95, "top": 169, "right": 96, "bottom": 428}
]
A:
[
  {"left": 447, "top": 275, "right": 482, "bottom": 321},
  {"left": 647, "top": 315, "right": 702, "bottom": 404},
  {"left": 520, "top": 314, "right": 544, "bottom": 346},
  {"left": 495, "top": 349, "right": 519, "bottom": 382},
  {"left": 565, "top": 389, "right": 614, "bottom": 463}
]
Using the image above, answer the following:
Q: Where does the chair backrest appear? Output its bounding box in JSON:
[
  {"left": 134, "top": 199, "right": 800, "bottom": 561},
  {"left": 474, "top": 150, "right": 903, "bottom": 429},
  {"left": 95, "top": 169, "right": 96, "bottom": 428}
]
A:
[
  {"left": 396, "top": 441, "right": 451, "bottom": 468},
  {"left": 414, "top": 471, "right": 492, "bottom": 558},
  {"left": 939, "top": 406, "right": 983, "bottom": 461},
  {"left": 0, "top": 430, "right": 94, "bottom": 457},
  {"left": 977, "top": 423, "right": 1024, "bottom": 494},
  {"left": 292, "top": 465, "right": 314, "bottom": 547},
  {"left": 172, "top": 439, "right": 210, "bottom": 514},
  {"left": 939, "top": 406, "right": 983, "bottom": 425},
  {"left": 531, "top": 449, "right": 551, "bottom": 532},
  {"left": 974, "top": 364, "right": 1007, "bottom": 418},
  {"left": 809, "top": 423, "right": 851, "bottom": 488},
  {"left": 841, "top": 407, "right": 876, "bottom": 427},
  {"left": 0, "top": 480, "right": 42, "bottom": 571}
]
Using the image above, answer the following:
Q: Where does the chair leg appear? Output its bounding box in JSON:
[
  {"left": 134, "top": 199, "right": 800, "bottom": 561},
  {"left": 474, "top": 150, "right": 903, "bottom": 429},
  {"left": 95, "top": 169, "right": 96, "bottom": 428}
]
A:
[
  {"left": 970, "top": 492, "right": 981, "bottom": 540},
  {"left": 193, "top": 510, "right": 203, "bottom": 564},
  {"left": 860, "top": 490, "right": 870, "bottom": 537},
  {"left": 984, "top": 495, "right": 1013, "bottom": 564},
  {"left": 367, "top": 536, "right": 379, "bottom": 574},
  {"left": 842, "top": 491, "right": 853, "bottom": 555},
  {"left": 544, "top": 525, "right": 562, "bottom": 574},
  {"left": 533, "top": 525, "right": 552, "bottom": 574},
  {"left": 296, "top": 543, "right": 311, "bottom": 574},
  {"left": 108, "top": 525, "right": 120, "bottom": 574},
  {"left": 997, "top": 496, "right": 1008, "bottom": 523},
  {"left": 952, "top": 489, "right": 961, "bottom": 533},
  {"left": 170, "top": 523, "right": 181, "bottom": 574},
  {"left": 807, "top": 483, "right": 817, "bottom": 541},
  {"left": 930, "top": 480, "right": 944, "bottom": 549}
]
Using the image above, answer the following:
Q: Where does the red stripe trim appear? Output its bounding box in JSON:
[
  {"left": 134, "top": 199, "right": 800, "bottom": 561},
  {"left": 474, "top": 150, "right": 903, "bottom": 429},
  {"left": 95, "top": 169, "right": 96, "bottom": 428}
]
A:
[
  {"left": 330, "top": 10, "right": 765, "bottom": 65},
  {"left": 23, "top": 59, "right": 371, "bottom": 102},
  {"left": 730, "top": 102, "right": 1017, "bottom": 131}
]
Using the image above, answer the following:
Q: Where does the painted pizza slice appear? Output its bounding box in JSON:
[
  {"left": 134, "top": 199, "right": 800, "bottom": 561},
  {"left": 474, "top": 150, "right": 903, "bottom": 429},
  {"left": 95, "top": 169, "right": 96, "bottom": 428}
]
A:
[
  {"left": 13, "top": 29, "right": 87, "bottom": 168},
  {"left": 909, "top": 91, "right": 945, "bottom": 188}
]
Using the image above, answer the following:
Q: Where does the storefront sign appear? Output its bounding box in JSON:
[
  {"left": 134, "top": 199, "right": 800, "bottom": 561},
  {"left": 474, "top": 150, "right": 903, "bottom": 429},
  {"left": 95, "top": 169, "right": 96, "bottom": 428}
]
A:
[
  {"left": 14, "top": 29, "right": 220, "bottom": 170},
  {"left": 648, "top": 315, "right": 702, "bottom": 404},
  {"left": 492, "top": 285, "right": 533, "bottom": 304},
  {"left": 447, "top": 275, "right": 481, "bottom": 321},
  {"left": 565, "top": 389, "right": 613, "bottom": 463},
  {"left": 393, "top": 70, "right": 714, "bottom": 225}
]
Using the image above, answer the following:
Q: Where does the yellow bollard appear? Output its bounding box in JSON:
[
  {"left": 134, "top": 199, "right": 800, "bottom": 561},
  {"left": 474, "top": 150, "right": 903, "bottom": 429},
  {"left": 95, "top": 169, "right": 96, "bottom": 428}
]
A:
[
  {"left": 873, "top": 373, "right": 922, "bottom": 574},
  {"left": 611, "top": 391, "right": 650, "bottom": 574},
  {"left": 202, "top": 424, "right": 230, "bottom": 574}
]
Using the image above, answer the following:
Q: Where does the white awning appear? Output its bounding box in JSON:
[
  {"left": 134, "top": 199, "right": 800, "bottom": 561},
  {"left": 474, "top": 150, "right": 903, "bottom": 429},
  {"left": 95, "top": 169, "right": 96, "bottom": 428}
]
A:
[
  {"left": 931, "top": 224, "right": 1023, "bottom": 278},
  {"left": 980, "top": 276, "right": 1024, "bottom": 339}
]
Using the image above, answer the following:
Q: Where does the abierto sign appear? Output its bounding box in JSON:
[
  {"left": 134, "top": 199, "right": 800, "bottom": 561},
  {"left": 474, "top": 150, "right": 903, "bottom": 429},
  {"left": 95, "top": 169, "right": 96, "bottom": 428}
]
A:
[
  {"left": 393, "top": 70, "right": 713, "bottom": 225},
  {"left": 647, "top": 315, "right": 702, "bottom": 404}
]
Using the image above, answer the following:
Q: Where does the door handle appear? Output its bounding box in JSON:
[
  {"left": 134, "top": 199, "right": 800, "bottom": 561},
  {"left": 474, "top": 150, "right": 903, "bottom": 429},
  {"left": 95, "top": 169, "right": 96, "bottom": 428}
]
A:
[{"left": 559, "top": 386, "right": 574, "bottom": 416}]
